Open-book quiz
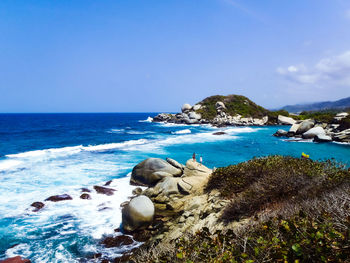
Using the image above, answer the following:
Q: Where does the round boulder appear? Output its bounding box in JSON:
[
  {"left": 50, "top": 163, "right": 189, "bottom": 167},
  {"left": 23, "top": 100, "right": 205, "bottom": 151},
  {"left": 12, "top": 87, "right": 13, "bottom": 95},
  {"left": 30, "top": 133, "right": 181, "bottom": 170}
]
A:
[
  {"left": 296, "top": 120, "right": 314, "bottom": 134},
  {"left": 181, "top": 103, "right": 192, "bottom": 113},
  {"left": 122, "top": 195, "right": 155, "bottom": 232},
  {"left": 131, "top": 158, "right": 183, "bottom": 186},
  {"left": 302, "top": 126, "right": 325, "bottom": 139}
]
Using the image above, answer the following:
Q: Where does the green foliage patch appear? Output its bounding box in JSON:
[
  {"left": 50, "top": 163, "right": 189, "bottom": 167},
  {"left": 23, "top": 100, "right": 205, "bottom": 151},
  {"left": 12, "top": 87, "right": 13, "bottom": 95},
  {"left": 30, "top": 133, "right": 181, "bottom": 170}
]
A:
[
  {"left": 205, "top": 156, "right": 350, "bottom": 221},
  {"left": 195, "top": 94, "right": 270, "bottom": 120},
  {"left": 172, "top": 211, "right": 350, "bottom": 263}
]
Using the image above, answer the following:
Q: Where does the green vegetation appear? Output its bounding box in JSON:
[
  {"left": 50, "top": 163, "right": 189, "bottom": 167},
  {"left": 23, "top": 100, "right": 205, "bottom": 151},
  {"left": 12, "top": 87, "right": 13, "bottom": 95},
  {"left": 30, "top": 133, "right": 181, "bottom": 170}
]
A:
[
  {"left": 295, "top": 111, "right": 337, "bottom": 123},
  {"left": 173, "top": 211, "right": 350, "bottom": 262},
  {"left": 132, "top": 156, "right": 350, "bottom": 262},
  {"left": 195, "top": 95, "right": 270, "bottom": 120},
  {"left": 206, "top": 156, "right": 350, "bottom": 221},
  {"left": 174, "top": 156, "right": 350, "bottom": 262}
]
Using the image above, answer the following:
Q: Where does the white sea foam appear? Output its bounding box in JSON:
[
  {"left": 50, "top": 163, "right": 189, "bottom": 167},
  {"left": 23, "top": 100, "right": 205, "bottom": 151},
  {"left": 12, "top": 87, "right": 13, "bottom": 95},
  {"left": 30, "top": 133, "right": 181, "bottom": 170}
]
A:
[
  {"left": 0, "top": 127, "right": 260, "bottom": 172},
  {"left": 107, "top": 128, "right": 125, "bottom": 134},
  {"left": 0, "top": 159, "right": 23, "bottom": 171},
  {"left": 139, "top": 116, "right": 153, "bottom": 122},
  {"left": 172, "top": 129, "right": 191, "bottom": 134}
]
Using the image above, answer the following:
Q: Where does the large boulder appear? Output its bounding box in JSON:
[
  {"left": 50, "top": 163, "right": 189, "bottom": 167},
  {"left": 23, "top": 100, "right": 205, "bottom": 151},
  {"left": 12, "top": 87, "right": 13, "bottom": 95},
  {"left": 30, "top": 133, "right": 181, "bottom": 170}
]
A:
[
  {"left": 289, "top": 121, "right": 302, "bottom": 134},
  {"left": 215, "top": 101, "right": 226, "bottom": 110},
  {"left": 192, "top": 104, "right": 202, "bottom": 111},
  {"left": 131, "top": 158, "right": 183, "bottom": 186},
  {"left": 153, "top": 177, "right": 181, "bottom": 196},
  {"left": 181, "top": 104, "right": 192, "bottom": 113},
  {"left": 302, "top": 126, "right": 326, "bottom": 139},
  {"left": 278, "top": 115, "right": 296, "bottom": 125},
  {"left": 122, "top": 195, "right": 155, "bottom": 232},
  {"left": 334, "top": 112, "right": 349, "bottom": 121},
  {"left": 314, "top": 134, "right": 332, "bottom": 143},
  {"left": 188, "top": 111, "right": 201, "bottom": 120},
  {"left": 296, "top": 120, "right": 314, "bottom": 134}
]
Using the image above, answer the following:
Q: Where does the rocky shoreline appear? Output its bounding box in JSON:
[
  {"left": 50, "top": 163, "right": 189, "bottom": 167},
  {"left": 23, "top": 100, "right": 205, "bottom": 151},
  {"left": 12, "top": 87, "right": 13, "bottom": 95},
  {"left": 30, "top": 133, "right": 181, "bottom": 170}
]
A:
[
  {"left": 152, "top": 100, "right": 270, "bottom": 126},
  {"left": 152, "top": 98, "right": 350, "bottom": 144},
  {"left": 116, "top": 157, "right": 234, "bottom": 262},
  {"left": 274, "top": 112, "right": 350, "bottom": 144}
]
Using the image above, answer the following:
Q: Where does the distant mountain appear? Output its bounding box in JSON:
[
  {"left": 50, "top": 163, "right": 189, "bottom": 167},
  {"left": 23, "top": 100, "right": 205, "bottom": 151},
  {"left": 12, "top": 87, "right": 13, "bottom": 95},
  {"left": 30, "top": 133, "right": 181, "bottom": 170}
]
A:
[{"left": 281, "top": 97, "right": 350, "bottom": 113}]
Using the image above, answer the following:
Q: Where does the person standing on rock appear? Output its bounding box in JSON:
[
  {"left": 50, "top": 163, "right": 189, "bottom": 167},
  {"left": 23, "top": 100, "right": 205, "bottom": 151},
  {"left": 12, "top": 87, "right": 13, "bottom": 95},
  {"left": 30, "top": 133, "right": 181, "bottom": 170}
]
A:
[
  {"left": 200, "top": 155, "right": 203, "bottom": 165},
  {"left": 192, "top": 152, "right": 196, "bottom": 162}
]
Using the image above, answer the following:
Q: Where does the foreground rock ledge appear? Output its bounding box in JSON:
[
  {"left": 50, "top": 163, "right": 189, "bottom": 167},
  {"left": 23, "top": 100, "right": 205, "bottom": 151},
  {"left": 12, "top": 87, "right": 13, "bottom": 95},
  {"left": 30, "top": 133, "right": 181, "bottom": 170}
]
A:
[{"left": 121, "top": 157, "right": 236, "bottom": 253}]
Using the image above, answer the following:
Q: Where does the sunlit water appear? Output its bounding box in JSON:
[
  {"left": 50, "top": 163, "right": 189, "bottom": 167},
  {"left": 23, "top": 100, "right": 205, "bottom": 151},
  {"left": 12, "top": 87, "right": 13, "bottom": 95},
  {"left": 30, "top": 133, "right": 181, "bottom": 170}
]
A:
[{"left": 0, "top": 113, "right": 349, "bottom": 262}]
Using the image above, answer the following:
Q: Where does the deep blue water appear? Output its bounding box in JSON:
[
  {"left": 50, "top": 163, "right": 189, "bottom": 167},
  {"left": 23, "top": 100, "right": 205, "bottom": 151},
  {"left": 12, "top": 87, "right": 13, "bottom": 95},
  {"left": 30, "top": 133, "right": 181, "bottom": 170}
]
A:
[{"left": 0, "top": 113, "right": 349, "bottom": 262}]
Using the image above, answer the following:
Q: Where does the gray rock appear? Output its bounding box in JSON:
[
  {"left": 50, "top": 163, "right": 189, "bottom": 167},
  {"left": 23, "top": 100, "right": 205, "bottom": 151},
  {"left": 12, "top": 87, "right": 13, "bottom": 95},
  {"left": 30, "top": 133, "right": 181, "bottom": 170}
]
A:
[
  {"left": 181, "top": 103, "right": 192, "bottom": 113},
  {"left": 192, "top": 104, "right": 202, "bottom": 111},
  {"left": 273, "top": 129, "right": 288, "bottom": 137},
  {"left": 122, "top": 195, "right": 154, "bottom": 232},
  {"left": 131, "top": 158, "right": 183, "bottom": 186},
  {"left": 289, "top": 121, "right": 302, "bottom": 134},
  {"left": 166, "top": 158, "right": 184, "bottom": 170},
  {"left": 278, "top": 115, "right": 296, "bottom": 125},
  {"left": 302, "top": 126, "right": 325, "bottom": 139},
  {"left": 314, "top": 134, "right": 332, "bottom": 143},
  {"left": 215, "top": 101, "right": 226, "bottom": 109},
  {"left": 296, "top": 120, "right": 314, "bottom": 134},
  {"left": 154, "top": 177, "right": 181, "bottom": 195},
  {"left": 188, "top": 111, "right": 201, "bottom": 120}
]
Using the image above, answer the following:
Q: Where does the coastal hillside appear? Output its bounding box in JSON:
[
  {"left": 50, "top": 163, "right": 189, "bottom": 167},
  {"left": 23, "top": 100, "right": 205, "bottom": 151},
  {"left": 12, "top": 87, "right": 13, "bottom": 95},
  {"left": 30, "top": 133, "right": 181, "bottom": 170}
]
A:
[
  {"left": 126, "top": 156, "right": 350, "bottom": 263},
  {"left": 153, "top": 94, "right": 274, "bottom": 126},
  {"left": 195, "top": 94, "right": 270, "bottom": 120},
  {"left": 281, "top": 96, "right": 350, "bottom": 113}
]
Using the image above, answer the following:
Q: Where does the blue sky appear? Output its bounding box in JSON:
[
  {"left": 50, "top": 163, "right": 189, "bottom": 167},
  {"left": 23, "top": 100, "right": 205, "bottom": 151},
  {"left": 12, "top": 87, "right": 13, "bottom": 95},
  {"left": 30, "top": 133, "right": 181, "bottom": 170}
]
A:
[{"left": 1, "top": 0, "right": 350, "bottom": 112}]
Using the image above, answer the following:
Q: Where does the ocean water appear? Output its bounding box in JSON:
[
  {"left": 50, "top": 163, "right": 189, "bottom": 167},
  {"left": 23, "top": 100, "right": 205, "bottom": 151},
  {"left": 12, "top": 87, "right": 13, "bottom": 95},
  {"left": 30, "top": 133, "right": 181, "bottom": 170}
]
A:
[{"left": 0, "top": 113, "right": 349, "bottom": 262}]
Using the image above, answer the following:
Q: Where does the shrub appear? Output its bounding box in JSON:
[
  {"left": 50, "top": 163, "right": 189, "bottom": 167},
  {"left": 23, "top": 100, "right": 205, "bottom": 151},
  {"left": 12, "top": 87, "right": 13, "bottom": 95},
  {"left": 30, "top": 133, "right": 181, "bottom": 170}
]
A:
[{"left": 205, "top": 156, "right": 350, "bottom": 221}]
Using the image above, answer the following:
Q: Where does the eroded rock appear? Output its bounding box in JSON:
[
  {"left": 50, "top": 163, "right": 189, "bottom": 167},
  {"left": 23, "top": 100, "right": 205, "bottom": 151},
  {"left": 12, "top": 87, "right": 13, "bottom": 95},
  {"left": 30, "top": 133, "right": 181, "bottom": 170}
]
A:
[
  {"left": 45, "top": 194, "right": 72, "bottom": 202},
  {"left": 93, "top": 185, "right": 116, "bottom": 196}
]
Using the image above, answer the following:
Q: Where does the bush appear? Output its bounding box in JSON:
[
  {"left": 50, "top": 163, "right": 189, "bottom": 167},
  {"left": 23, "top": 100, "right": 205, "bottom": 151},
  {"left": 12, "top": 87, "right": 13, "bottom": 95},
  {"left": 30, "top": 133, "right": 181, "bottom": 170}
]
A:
[
  {"left": 205, "top": 156, "right": 350, "bottom": 221},
  {"left": 171, "top": 211, "right": 350, "bottom": 263}
]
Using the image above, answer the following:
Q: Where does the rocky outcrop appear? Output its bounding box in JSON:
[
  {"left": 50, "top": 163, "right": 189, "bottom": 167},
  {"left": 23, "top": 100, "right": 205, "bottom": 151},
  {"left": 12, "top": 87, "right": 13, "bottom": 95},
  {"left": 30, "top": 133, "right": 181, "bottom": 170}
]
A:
[
  {"left": 131, "top": 158, "right": 183, "bottom": 186},
  {"left": 274, "top": 114, "right": 350, "bottom": 144},
  {"left": 302, "top": 126, "right": 325, "bottom": 139},
  {"left": 122, "top": 195, "right": 155, "bottom": 232},
  {"left": 152, "top": 95, "right": 270, "bottom": 127}
]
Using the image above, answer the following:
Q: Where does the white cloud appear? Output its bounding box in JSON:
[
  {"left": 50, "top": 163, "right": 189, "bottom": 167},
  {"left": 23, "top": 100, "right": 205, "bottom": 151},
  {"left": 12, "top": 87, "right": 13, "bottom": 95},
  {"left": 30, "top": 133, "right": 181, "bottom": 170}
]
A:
[{"left": 277, "top": 50, "right": 350, "bottom": 88}]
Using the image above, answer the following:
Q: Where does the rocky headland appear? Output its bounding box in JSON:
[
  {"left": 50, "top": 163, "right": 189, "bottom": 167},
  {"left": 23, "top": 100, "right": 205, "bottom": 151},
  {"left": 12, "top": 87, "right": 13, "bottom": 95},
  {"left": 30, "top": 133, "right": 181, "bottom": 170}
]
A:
[
  {"left": 116, "top": 155, "right": 350, "bottom": 262},
  {"left": 152, "top": 95, "right": 273, "bottom": 126},
  {"left": 274, "top": 111, "right": 350, "bottom": 144},
  {"left": 152, "top": 94, "right": 350, "bottom": 144}
]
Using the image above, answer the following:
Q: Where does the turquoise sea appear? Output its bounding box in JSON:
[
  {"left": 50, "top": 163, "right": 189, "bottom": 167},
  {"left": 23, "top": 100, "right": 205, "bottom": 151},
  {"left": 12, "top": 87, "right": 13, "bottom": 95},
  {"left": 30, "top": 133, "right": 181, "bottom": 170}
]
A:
[{"left": 0, "top": 113, "right": 349, "bottom": 262}]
